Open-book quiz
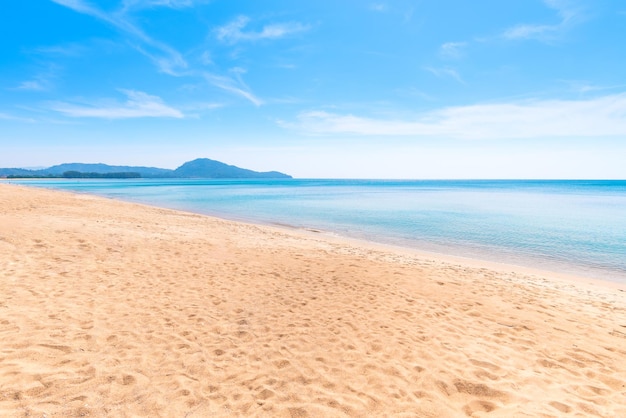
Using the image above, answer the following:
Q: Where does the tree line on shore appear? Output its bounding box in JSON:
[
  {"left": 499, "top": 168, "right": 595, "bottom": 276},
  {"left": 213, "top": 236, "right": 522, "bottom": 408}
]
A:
[{"left": 6, "top": 171, "right": 141, "bottom": 179}]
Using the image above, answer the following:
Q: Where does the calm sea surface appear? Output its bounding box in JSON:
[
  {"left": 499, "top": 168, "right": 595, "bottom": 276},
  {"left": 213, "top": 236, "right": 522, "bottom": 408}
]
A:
[{"left": 11, "top": 179, "right": 626, "bottom": 283}]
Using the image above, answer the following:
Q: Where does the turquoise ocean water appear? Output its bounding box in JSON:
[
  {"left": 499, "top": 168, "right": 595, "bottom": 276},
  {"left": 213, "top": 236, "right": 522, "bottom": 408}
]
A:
[{"left": 11, "top": 179, "right": 626, "bottom": 284}]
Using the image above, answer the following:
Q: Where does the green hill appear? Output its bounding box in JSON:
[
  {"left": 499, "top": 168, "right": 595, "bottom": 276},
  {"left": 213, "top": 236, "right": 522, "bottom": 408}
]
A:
[{"left": 173, "top": 158, "right": 291, "bottom": 179}]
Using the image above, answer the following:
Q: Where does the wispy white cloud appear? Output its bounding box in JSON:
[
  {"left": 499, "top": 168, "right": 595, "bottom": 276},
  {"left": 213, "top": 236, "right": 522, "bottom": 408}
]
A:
[
  {"left": 502, "top": 0, "right": 585, "bottom": 41},
  {"left": 369, "top": 3, "right": 387, "bottom": 12},
  {"left": 276, "top": 63, "right": 297, "bottom": 70},
  {"left": 544, "top": 0, "right": 581, "bottom": 19},
  {"left": 15, "top": 81, "right": 47, "bottom": 91},
  {"left": 133, "top": 44, "right": 187, "bottom": 76},
  {"left": 215, "top": 16, "right": 310, "bottom": 44},
  {"left": 32, "top": 43, "right": 85, "bottom": 56},
  {"left": 183, "top": 102, "right": 223, "bottom": 111},
  {"left": 51, "top": 1, "right": 268, "bottom": 105},
  {"left": 424, "top": 66, "right": 465, "bottom": 84},
  {"left": 503, "top": 24, "right": 555, "bottom": 40},
  {"left": 180, "top": 101, "right": 224, "bottom": 118},
  {"left": 51, "top": 0, "right": 187, "bottom": 75},
  {"left": 203, "top": 72, "right": 263, "bottom": 106},
  {"left": 51, "top": 0, "right": 102, "bottom": 15},
  {"left": 12, "top": 63, "right": 60, "bottom": 92},
  {"left": 396, "top": 87, "right": 434, "bottom": 101},
  {"left": 48, "top": 89, "right": 184, "bottom": 119},
  {"left": 122, "top": 0, "right": 198, "bottom": 11},
  {"left": 439, "top": 42, "right": 467, "bottom": 59},
  {"left": 561, "top": 80, "right": 626, "bottom": 94},
  {"left": 0, "top": 112, "right": 36, "bottom": 123},
  {"left": 199, "top": 50, "right": 213, "bottom": 65},
  {"left": 280, "top": 93, "right": 626, "bottom": 139}
]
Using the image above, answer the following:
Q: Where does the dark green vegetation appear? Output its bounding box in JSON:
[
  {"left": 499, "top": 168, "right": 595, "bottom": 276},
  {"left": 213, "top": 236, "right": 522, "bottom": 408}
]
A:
[
  {"left": 1, "top": 158, "right": 292, "bottom": 179},
  {"left": 7, "top": 171, "right": 141, "bottom": 179},
  {"left": 62, "top": 171, "right": 141, "bottom": 179}
]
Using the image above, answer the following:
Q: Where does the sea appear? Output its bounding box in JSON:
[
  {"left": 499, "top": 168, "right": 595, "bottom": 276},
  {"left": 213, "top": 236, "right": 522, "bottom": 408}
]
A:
[{"left": 10, "top": 179, "right": 626, "bottom": 284}]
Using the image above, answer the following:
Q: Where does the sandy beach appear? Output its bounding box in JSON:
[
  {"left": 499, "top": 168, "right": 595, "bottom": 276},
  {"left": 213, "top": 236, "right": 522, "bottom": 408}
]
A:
[{"left": 1, "top": 183, "right": 625, "bottom": 417}]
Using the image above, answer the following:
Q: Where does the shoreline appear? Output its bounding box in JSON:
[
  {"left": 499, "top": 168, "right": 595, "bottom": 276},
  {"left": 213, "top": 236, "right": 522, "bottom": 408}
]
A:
[
  {"left": 207, "top": 213, "right": 626, "bottom": 289},
  {"left": 2, "top": 183, "right": 626, "bottom": 416},
  {"left": 289, "top": 227, "right": 626, "bottom": 292},
  {"left": 6, "top": 181, "right": 626, "bottom": 293},
  {"left": 126, "top": 200, "right": 626, "bottom": 292},
  {"left": 7, "top": 178, "right": 625, "bottom": 287},
  {"left": 4, "top": 180, "right": 625, "bottom": 296},
  {"left": 261, "top": 219, "right": 626, "bottom": 293}
]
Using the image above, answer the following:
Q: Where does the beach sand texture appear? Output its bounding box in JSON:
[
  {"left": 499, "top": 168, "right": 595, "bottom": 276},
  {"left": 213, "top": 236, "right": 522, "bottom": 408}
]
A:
[{"left": 1, "top": 183, "right": 625, "bottom": 417}]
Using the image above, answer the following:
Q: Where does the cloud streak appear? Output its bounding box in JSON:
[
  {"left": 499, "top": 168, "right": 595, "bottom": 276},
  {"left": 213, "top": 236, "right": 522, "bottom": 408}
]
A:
[
  {"left": 439, "top": 42, "right": 466, "bottom": 59},
  {"left": 502, "top": 0, "right": 585, "bottom": 41},
  {"left": 369, "top": 3, "right": 387, "bottom": 12},
  {"left": 203, "top": 73, "right": 263, "bottom": 106},
  {"left": 122, "top": 0, "right": 199, "bottom": 10},
  {"left": 424, "top": 66, "right": 464, "bottom": 84},
  {"left": 281, "top": 94, "right": 626, "bottom": 139},
  {"left": 50, "top": 1, "right": 265, "bottom": 104},
  {"left": 215, "top": 16, "right": 310, "bottom": 44},
  {"left": 12, "top": 63, "right": 61, "bottom": 92},
  {"left": 33, "top": 43, "right": 85, "bottom": 56},
  {"left": 0, "top": 112, "right": 36, "bottom": 123},
  {"left": 51, "top": 0, "right": 187, "bottom": 75},
  {"left": 48, "top": 89, "right": 184, "bottom": 119},
  {"left": 16, "top": 81, "right": 47, "bottom": 91}
]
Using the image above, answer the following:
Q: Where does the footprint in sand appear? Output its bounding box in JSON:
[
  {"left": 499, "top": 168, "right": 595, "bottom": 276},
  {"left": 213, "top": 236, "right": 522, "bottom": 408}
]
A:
[{"left": 122, "top": 375, "right": 136, "bottom": 385}]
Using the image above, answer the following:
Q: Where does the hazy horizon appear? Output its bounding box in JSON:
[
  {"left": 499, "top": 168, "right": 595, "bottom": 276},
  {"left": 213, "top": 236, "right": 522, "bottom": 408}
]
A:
[
  {"left": 4, "top": 159, "right": 626, "bottom": 180},
  {"left": 2, "top": 1, "right": 626, "bottom": 179}
]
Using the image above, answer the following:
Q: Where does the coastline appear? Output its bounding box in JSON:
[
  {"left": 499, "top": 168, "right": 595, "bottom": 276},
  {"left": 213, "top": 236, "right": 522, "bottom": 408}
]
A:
[
  {"left": 6, "top": 178, "right": 625, "bottom": 286},
  {"left": 1, "top": 183, "right": 625, "bottom": 416},
  {"left": 6, "top": 179, "right": 623, "bottom": 291}
]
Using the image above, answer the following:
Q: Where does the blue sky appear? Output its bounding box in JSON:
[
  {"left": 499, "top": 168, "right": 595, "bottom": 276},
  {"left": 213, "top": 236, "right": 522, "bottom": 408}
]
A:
[{"left": 1, "top": 0, "right": 625, "bottom": 178}]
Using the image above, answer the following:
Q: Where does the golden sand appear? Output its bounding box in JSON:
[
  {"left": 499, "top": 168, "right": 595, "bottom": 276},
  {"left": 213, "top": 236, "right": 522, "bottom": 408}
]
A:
[{"left": 1, "top": 183, "right": 625, "bottom": 417}]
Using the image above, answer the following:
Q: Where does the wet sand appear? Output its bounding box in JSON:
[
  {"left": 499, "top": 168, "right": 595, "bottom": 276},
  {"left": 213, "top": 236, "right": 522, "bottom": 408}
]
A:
[{"left": 1, "top": 183, "right": 625, "bottom": 417}]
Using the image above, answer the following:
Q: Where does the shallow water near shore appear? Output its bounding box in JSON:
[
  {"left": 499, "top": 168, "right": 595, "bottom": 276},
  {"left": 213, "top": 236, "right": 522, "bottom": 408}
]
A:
[{"left": 11, "top": 178, "right": 626, "bottom": 283}]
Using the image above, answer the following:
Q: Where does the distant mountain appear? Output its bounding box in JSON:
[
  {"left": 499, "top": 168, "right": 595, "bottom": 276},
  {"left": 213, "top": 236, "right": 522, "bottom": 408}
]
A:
[
  {"left": 0, "top": 168, "right": 36, "bottom": 177},
  {"left": 0, "top": 158, "right": 292, "bottom": 179},
  {"left": 174, "top": 158, "right": 291, "bottom": 179}
]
